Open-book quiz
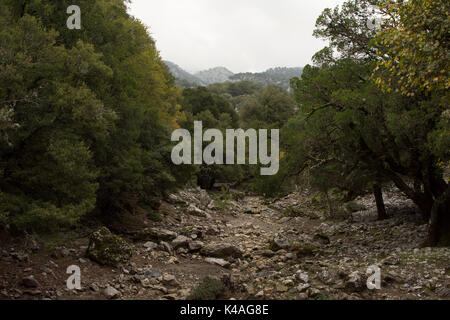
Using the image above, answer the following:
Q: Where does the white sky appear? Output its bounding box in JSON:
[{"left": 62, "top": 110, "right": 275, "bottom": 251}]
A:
[{"left": 127, "top": 0, "right": 345, "bottom": 73}]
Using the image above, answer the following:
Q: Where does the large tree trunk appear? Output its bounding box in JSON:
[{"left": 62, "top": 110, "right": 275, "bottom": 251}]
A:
[
  {"left": 423, "top": 184, "right": 450, "bottom": 247},
  {"left": 373, "top": 183, "right": 387, "bottom": 220},
  {"left": 388, "top": 171, "right": 433, "bottom": 221}
]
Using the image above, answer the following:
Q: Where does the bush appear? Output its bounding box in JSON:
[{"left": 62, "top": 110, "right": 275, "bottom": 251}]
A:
[{"left": 188, "top": 277, "right": 225, "bottom": 300}]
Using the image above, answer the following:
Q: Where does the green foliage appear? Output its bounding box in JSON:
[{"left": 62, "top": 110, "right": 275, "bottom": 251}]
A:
[
  {"left": 178, "top": 87, "right": 244, "bottom": 189},
  {"left": 230, "top": 67, "right": 303, "bottom": 90},
  {"left": 282, "top": 0, "right": 449, "bottom": 244},
  {"left": 374, "top": 0, "right": 449, "bottom": 99},
  {"left": 86, "top": 227, "right": 133, "bottom": 267},
  {"left": 239, "top": 85, "right": 296, "bottom": 129},
  {"left": 0, "top": 0, "right": 183, "bottom": 232},
  {"left": 188, "top": 277, "right": 225, "bottom": 300},
  {"left": 146, "top": 211, "right": 162, "bottom": 222}
]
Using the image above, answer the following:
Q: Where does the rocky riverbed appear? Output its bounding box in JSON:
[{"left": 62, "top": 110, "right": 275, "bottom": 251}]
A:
[{"left": 0, "top": 187, "right": 449, "bottom": 300}]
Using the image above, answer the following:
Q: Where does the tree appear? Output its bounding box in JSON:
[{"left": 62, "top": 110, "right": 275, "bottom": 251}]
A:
[
  {"left": 179, "top": 87, "right": 242, "bottom": 189},
  {"left": 239, "top": 85, "right": 296, "bottom": 129},
  {"left": 0, "top": 0, "right": 183, "bottom": 231},
  {"left": 373, "top": 0, "right": 450, "bottom": 245},
  {"left": 285, "top": 0, "right": 449, "bottom": 241},
  {"left": 373, "top": 0, "right": 449, "bottom": 100}
]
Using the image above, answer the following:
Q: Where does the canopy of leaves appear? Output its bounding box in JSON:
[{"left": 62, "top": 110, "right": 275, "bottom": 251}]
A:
[{"left": 0, "top": 0, "right": 184, "bottom": 232}]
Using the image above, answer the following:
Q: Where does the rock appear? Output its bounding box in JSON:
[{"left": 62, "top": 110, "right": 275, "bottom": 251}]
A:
[
  {"left": 161, "top": 274, "right": 179, "bottom": 287},
  {"left": 21, "top": 276, "right": 40, "bottom": 288},
  {"left": 163, "top": 293, "right": 178, "bottom": 300},
  {"left": 307, "top": 288, "right": 322, "bottom": 298},
  {"left": 344, "top": 201, "right": 366, "bottom": 213},
  {"left": 143, "top": 241, "right": 158, "bottom": 250},
  {"left": 144, "top": 269, "right": 162, "bottom": 279},
  {"left": 134, "top": 228, "right": 177, "bottom": 242},
  {"left": 45, "top": 261, "right": 58, "bottom": 269},
  {"left": 270, "top": 234, "right": 291, "bottom": 251},
  {"left": 197, "top": 189, "right": 213, "bottom": 208},
  {"left": 171, "top": 235, "right": 190, "bottom": 249},
  {"left": 23, "top": 289, "right": 42, "bottom": 296},
  {"left": 186, "top": 204, "right": 207, "bottom": 218},
  {"left": 382, "top": 256, "right": 399, "bottom": 265},
  {"left": 255, "top": 290, "right": 264, "bottom": 298},
  {"left": 103, "top": 286, "right": 121, "bottom": 299},
  {"left": 205, "top": 258, "right": 231, "bottom": 268},
  {"left": 200, "top": 243, "right": 242, "bottom": 258},
  {"left": 11, "top": 252, "right": 29, "bottom": 262},
  {"left": 86, "top": 227, "right": 133, "bottom": 267},
  {"left": 276, "top": 284, "right": 288, "bottom": 293},
  {"left": 435, "top": 286, "right": 450, "bottom": 298},
  {"left": 346, "top": 271, "right": 365, "bottom": 292},
  {"left": 259, "top": 249, "right": 275, "bottom": 258},
  {"left": 206, "top": 226, "right": 220, "bottom": 236},
  {"left": 313, "top": 234, "right": 331, "bottom": 245},
  {"left": 167, "top": 194, "right": 186, "bottom": 205},
  {"left": 159, "top": 241, "right": 173, "bottom": 255},
  {"left": 188, "top": 240, "right": 204, "bottom": 252},
  {"left": 167, "top": 256, "right": 179, "bottom": 264},
  {"left": 24, "top": 235, "right": 40, "bottom": 253},
  {"left": 297, "top": 283, "right": 310, "bottom": 292},
  {"left": 90, "top": 283, "right": 100, "bottom": 292},
  {"left": 296, "top": 271, "right": 309, "bottom": 283},
  {"left": 293, "top": 242, "right": 320, "bottom": 258}
]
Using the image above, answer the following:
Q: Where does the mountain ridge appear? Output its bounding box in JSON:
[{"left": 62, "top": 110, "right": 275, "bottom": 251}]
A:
[{"left": 164, "top": 61, "right": 303, "bottom": 89}]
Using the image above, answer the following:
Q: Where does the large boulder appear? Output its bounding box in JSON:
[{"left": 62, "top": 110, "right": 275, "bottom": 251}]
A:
[
  {"left": 86, "top": 227, "right": 132, "bottom": 267},
  {"left": 134, "top": 228, "right": 177, "bottom": 242},
  {"left": 200, "top": 243, "right": 242, "bottom": 258},
  {"left": 172, "top": 235, "right": 190, "bottom": 249}
]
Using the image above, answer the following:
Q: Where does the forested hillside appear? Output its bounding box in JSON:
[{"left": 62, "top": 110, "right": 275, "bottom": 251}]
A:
[
  {"left": 230, "top": 67, "right": 304, "bottom": 90},
  {"left": 0, "top": 0, "right": 448, "bottom": 302},
  {"left": 0, "top": 0, "right": 188, "bottom": 232}
]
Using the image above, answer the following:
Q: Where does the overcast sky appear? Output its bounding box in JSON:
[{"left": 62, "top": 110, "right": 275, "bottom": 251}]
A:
[{"left": 127, "top": 0, "right": 345, "bottom": 73}]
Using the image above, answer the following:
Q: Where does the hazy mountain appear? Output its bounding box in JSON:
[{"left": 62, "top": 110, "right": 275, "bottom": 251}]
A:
[
  {"left": 164, "top": 61, "right": 205, "bottom": 87},
  {"left": 164, "top": 62, "right": 302, "bottom": 89},
  {"left": 230, "top": 67, "right": 303, "bottom": 89},
  {"left": 194, "top": 67, "right": 234, "bottom": 85}
]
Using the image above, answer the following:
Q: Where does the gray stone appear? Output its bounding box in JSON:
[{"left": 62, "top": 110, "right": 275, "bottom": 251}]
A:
[
  {"left": 135, "top": 228, "right": 177, "bottom": 242},
  {"left": 21, "top": 276, "right": 40, "bottom": 288},
  {"left": 205, "top": 257, "right": 231, "bottom": 268},
  {"left": 200, "top": 243, "right": 242, "bottom": 258},
  {"left": 143, "top": 241, "right": 158, "bottom": 250},
  {"left": 188, "top": 240, "right": 204, "bottom": 252},
  {"left": 346, "top": 271, "right": 365, "bottom": 292},
  {"left": 270, "top": 234, "right": 292, "bottom": 251},
  {"left": 103, "top": 286, "right": 121, "bottom": 299},
  {"left": 172, "top": 235, "right": 190, "bottom": 249}
]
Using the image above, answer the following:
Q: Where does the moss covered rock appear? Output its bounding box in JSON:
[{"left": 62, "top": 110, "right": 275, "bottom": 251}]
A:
[{"left": 86, "top": 227, "right": 132, "bottom": 267}]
